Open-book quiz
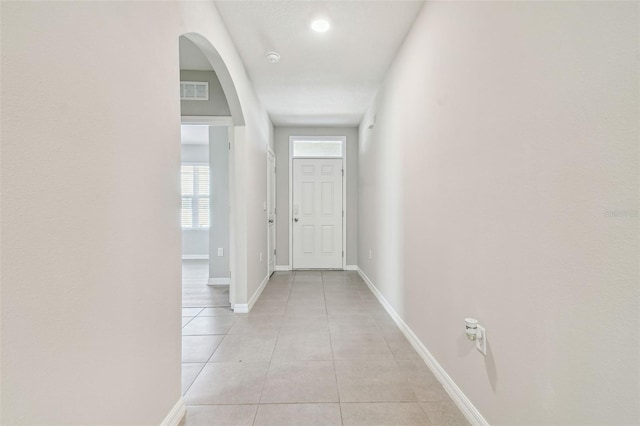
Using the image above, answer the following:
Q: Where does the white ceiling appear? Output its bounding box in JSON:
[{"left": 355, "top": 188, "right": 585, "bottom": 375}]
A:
[{"left": 215, "top": 1, "right": 424, "bottom": 127}]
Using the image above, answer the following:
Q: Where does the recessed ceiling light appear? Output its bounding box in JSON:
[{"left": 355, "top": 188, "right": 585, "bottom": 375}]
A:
[
  {"left": 266, "top": 51, "right": 280, "bottom": 63},
  {"left": 311, "top": 19, "right": 330, "bottom": 33}
]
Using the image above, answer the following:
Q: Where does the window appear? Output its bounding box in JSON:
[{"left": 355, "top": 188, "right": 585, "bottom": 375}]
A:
[
  {"left": 181, "top": 164, "right": 209, "bottom": 228},
  {"left": 292, "top": 137, "right": 344, "bottom": 158}
]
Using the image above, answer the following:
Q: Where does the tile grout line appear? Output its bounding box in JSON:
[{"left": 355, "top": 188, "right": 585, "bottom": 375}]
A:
[
  {"left": 323, "top": 271, "right": 345, "bottom": 426},
  {"left": 255, "top": 272, "right": 293, "bottom": 417},
  {"left": 182, "top": 308, "right": 233, "bottom": 401},
  {"left": 181, "top": 362, "right": 208, "bottom": 397}
]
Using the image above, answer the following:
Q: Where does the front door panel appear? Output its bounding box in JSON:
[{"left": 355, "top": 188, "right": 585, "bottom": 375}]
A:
[{"left": 293, "top": 158, "right": 342, "bottom": 269}]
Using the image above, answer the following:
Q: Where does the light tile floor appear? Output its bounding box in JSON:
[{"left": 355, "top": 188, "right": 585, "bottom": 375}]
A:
[
  {"left": 183, "top": 260, "right": 230, "bottom": 308},
  {"left": 181, "top": 270, "right": 469, "bottom": 426}
]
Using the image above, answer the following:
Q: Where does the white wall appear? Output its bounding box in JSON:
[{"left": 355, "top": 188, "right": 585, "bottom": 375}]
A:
[
  {"left": 208, "top": 126, "right": 230, "bottom": 279},
  {"left": 1, "top": 1, "right": 272, "bottom": 424},
  {"left": 274, "top": 127, "right": 358, "bottom": 267},
  {"left": 358, "top": 2, "right": 639, "bottom": 425}
]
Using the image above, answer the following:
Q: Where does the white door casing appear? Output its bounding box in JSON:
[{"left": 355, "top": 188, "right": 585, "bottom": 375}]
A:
[
  {"left": 292, "top": 158, "right": 343, "bottom": 269},
  {"left": 267, "top": 149, "right": 276, "bottom": 276}
]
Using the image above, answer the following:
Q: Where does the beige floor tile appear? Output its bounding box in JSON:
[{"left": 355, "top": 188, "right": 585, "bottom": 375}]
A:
[
  {"left": 329, "top": 314, "right": 381, "bottom": 335},
  {"left": 182, "top": 335, "right": 225, "bottom": 363},
  {"left": 182, "top": 316, "right": 237, "bottom": 336},
  {"left": 209, "top": 333, "right": 278, "bottom": 362},
  {"left": 258, "top": 291, "right": 290, "bottom": 303},
  {"left": 253, "top": 403, "right": 342, "bottom": 426},
  {"left": 260, "top": 361, "right": 338, "bottom": 403},
  {"left": 198, "top": 307, "right": 236, "bottom": 316},
  {"left": 285, "top": 301, "right": 327, "bottom": 316},
  {"left": 183, "top": 307, "right": 204, "bottom": 317},
  {"left": 294, "top": 271, "right": 322, "bottom": 280},
  {"left": 373, "top": 315, "right": 401, "bottom": 333},
  {"left": 181, "top": 405, "right": 258, "bottom": 426},
  {"left": 289, "top": 285, "right": 325, "bottom": 295},
  {"left": 250, "top": 301, "right": 287, "bottom": 315},
  {"left": 264, "top": 282, "right": 292, "bottom": 291},
  {"left": 271, "top": 271, "right": 295, "bottom": 280},
  {"left": 360, "top": 302, "right": 388, "bottom": 315},
  {"left": 330, "top": 333, "right": 394, "bottom": 360},
  {"left": 182, "top": 363, "right": 205, "bottom": 394},
  {"left": 384, "top": 333, "right": 422, "bottom": 361},
  {"left": 341, "top": 402, "right": 431, "bottom": 426},
  {"left": 287, "top": 295, "right": 327, "bottom": 306},
  {"left": 281, "top": 315, "right": 330, "bottom": 333},
  {"left": 323, "top": 290, "right": 361, "bottom": 300},
  {"left": 335, "top": 360, "right": 417, "bottom": 402},
  {"left": 397, "top": 360, "right": 447, "bottom": 402},
  {"left": 272, "top": 331, "right": 333, "bottom": 361},
  {"left": 421, "top": 401, "right": 470, "bottom": 425},
  {"left": 410, "top": 380, "right": 449, "bottom": 402},
  {"left": 184, "top": 361, "right": 269, "bottom": 405},
  {"left": 326, "top": 301, "right": 368, "bottom": 315},
  {"left": 228, "top": 315, "right": 284, "bottom": 334}
]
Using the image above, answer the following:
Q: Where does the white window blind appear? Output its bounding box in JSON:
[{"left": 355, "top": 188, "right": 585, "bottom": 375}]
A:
[{"left": 181, "top": 164, "right": 209, "bottom": 228}]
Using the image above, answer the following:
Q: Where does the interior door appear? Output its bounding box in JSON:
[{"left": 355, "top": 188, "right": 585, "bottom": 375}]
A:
[
  {"left": 267, "top": 150, "right": 276, "bottom": 276},
  {"left": 292, "top": 158, "right": 343, "bottom": 269}
]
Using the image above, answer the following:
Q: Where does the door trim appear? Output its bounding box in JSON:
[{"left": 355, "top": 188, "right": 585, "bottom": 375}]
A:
[
  {"left": 267, "top": 147, "right": 276, "bottom": 276},
  {"left": 288, "top": 136, "right": 347, "bottom": 270}
]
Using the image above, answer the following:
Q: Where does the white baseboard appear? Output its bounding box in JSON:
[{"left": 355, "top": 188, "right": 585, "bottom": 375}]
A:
[
  {"left": 345, "top": 265, "right": 358, "bottom": 271},
  {"left": 357, "top": 267, "right": 489, "bottom": 426},
  {"left": 248, "top": 274, "right": 270, "bottom": 311},
  {"left": 233, "top": 303, "right": 248, "bottom": 313},
  {"left": 232, "top": 303, "right": 248, "bottom": 313},
  {"left": 275, "top": 265, "right": 291, "bottom": 271},
  {"left": 160, "top": 397, "right": 186, "bottom": 426},
  {"left": 182, "top": 255, "right": 208, "bottom": 260},
  {"left": 208, "top": 277, "right": 230, "bottom": 285},
  {"left": 233, "top": 274, "right": 270, "bottom": 314}
]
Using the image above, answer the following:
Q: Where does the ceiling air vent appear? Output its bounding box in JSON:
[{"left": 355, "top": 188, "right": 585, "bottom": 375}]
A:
[{"left": 180, "top": 81, "right": 209, "bottom": 101}]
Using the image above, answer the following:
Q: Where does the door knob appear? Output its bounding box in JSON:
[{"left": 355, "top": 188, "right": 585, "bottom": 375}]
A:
[
  {"left": 268, "top": 219, "right": 274, "bottom": 223},
  {"left": 294, "top": 218, "right": 299, "bottom": 222}
]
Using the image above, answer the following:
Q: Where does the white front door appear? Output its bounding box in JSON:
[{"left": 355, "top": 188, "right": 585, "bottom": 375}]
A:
[
  {"left": 267, "top": 150, "right": 276, "bottom": 276},
  {"left": 292, "top": 158, "right": 343, "bottom": 269}
]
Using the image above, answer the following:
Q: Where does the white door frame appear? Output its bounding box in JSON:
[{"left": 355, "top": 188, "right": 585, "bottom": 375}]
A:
[
  {"left": 288, "top": 136, "right": 347, "bottom": 270},
  {"left": 267, "top": 147, "right": 276, "bottom": 276},
  {"left": 181, "top": 115, "right": 235, "bottom": 306}
]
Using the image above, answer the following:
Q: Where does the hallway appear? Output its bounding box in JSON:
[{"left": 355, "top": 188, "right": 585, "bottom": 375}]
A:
[{"left": 180, "top": 271, "right": 469, "bottom": 425}]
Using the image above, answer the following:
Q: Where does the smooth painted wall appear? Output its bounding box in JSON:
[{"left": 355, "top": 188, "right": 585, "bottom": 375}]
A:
[
  {"left": 358, "top": 2, "right": 639, "bottom": 425},
  {"left": 274, "top": 127, "right": 358, "bottom": 267},
  {"left": 209, "top": 126, "right": 230, "bottom": 279},
  {"left": 180, "top": 70, "right": 231, "bottom": 116},
  {"left": 1, "top": 1, "right": 272, "bottom": 424}
]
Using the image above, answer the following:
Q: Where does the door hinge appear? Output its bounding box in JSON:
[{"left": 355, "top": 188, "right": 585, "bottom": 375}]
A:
[
  {"left": 228, "top": 141, "right": 231, "bottom": 150},
  {"left": 342, "top": 169, "right": 344, "bottom": 176},
  {"left": 274, "top": 249, "right": 276, "bottom": 255},
  {"left": 342, "top": 250, "right": 344, "bottom": 257}
]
